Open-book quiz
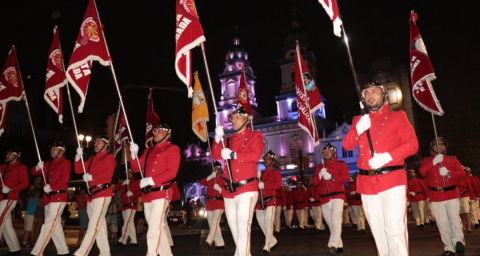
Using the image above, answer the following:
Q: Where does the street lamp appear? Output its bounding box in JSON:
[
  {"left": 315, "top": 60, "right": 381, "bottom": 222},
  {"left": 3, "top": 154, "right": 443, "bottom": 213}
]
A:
[
  {"left": 85, "top": 136, "right": 92, "bottom": 148},
  {"left": 78, "top": 134, "right": 92, "bottom": 148}
]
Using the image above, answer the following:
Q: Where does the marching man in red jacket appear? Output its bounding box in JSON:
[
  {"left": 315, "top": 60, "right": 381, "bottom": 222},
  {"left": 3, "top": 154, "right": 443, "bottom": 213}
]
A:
[
  {"left": 312, "top": 143, "right": 350, "bottom": 254},
  {"left": 255, "top": 150, "right": 282, "bottom": 254},
  {"left": 407, "top": 169, "right": 429, "bottom": 229},
  {"left": 130, "top": 123, "right": 180, "bottom": 256},
  {"left": 292, "top": 182, "right": 308, "bottom": 230},
  {"left": 273, "top": 182, "right": 285, "bottom": 234},
  {"left": 74, "top": 135, "right": 117, "bottom": 256},
  {"left": 307, "top": 182, "right": 325, "bottom": 233},
  {"left": 420, "top": 137, "right": 466, "bottom": 256},
  {"left": 115, "top": 169, "right": 141, "bottom": 248},
  {"left": 212, "top": 106, "right": 264, "bottom": 256},
  {"left": 199, "top": 161, "right": 225, "bottom": 250},
  {"left": 0, "top": 148, "right": 28, "bottom": 255},
  {"left": 30, "top": 142, "right": 71, "bottom": 256},
  {"left": 345, "top": 172, "right": 366, "bottom": 234},
  {"left": 465, "top": 166, "right": 480, "bottom": 229},
  {"left": 456, "top": 166, "right": 475, "bottom": 233},
  {"left": 343, "top": 81, "right": 418, "bottom": 256}
]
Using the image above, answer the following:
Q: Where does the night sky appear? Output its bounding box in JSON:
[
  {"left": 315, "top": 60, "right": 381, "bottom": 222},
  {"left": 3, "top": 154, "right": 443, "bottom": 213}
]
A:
[{"left": 1, "top": 1, "right": 479, "bottom": 170}]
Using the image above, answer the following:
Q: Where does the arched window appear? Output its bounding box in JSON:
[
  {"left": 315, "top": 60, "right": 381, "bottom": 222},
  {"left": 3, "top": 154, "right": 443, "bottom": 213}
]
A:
[
  {"left": 263, "top": 139, "right": 268, "bottom": 156},
  {"left": 289, "top": 136, "right": 303, "bottom": 161},
  {"left": 226, "top": 82, "right": 236, "bottom": 98},
  {"left": 291, "top": 100, "right": 297, "bottom": 112}
]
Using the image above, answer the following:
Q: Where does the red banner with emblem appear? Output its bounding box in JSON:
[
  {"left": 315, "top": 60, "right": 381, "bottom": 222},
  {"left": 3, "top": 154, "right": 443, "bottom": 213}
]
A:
[
  {"left": 295, "top": 42, "right": 320, "bottom": 147},
  {"left": 318, "top": 0, "right": 343, "bottom": 37},
  {"left": 113, "top": 102, "right": 129, "bottom": 156},
  {"left": 45, "top": 27, "right": 67, "bottom": 123},
  {"left": 0, "top": 46, "right": 24, "bottom": 137},
  {"left": 145, "top": 88, "right": 160, "bottom": 147},
  {"left": 409, "top": 12, "right": 443, "bottom": 116},
  {"left": 236, "top": 68, "right": 253, "bottom": 116},
  {"left": 175, "top": 0, "right": 206, "bottom": 98},
  {"left": 66, "top": 0, "right": 110, "bottom": 113}
]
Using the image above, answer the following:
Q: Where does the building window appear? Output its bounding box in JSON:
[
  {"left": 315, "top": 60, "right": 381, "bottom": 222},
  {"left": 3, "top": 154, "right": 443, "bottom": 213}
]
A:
[
  {"left": 226, "top": 82, "right": 236, "bottom": 98},
  {"left": 263, "top": 139, "right": 268, "bottom": 156},
  {"left": 291, "top": 100, "right": 297, "bottom": 112},
  {"left": 342, "top": 148, "right": 353, "bottom": 158},
  {"left": 289, "top": 136, "right": 303, "bottom": 161}
]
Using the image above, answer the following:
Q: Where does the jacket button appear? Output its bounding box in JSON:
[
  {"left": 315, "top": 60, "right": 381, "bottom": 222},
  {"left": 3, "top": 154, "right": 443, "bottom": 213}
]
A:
[
  {"left": 236, "top": 170, "right": 239, "bottom": 172},
  {"left": 377, "top": 132, "right": 381, "bottom": 135}
]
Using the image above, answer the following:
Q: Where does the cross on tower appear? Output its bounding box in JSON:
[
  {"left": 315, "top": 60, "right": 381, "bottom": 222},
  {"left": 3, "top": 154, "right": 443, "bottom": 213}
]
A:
[
  {"left": 233, "top": 24, "right": 239, "bottom": 34},
  {"left": 291, "top": 7, "right": 298, "bottom": 18}
]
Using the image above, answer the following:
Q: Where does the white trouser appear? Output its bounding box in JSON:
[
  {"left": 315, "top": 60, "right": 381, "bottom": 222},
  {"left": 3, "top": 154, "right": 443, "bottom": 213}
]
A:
[
  {"left": 74, "top": 196, "right": 112, "bottom": 256},
  {"left": 469, "top": 200, "right": 478, "bottom": 225},
  {"left": 0, "top": 200, "right": 19, "bottom": 252},
  {"left": 411, "top": 200, "right": 425, "bottom": 226},
  {"left": 476, "top": 200, "right": 480, "bottom": 221},
  {"left": 256, "top": 206, "right": 277, "bottom": 251},
  {"left": 431, "top": 199, "right": 465, "bottom": 252},
  {"left": 273, "top": 206, "right": 282, "bottom": 232},
  {"left": 283, "top": 208, "right": 293, "bottom": 227},
  {"left": 118, "top": 209, "right": 137, "bottom": 245},
  {"left": 348, "top": 206, "right": 356, "bottom": 224},
  {"left": 164, "top": 208, "right": 173, "bottom": 247},
  {"left": 425, "top": 200, "right": 434, "bottom": 223},
  {"left": 351, "top": 205, "right": 366, "bottom": 230},
  {"left": 311, "top": 206, "right": 325, "bottom": 230},
  {"left": 206, "top": 209, "right": 224, "bottom": 247},
  {"left": 224, "top": 191, "right": 258, "bottom": 256},
  {"left": 362, "top": 185, "right": 408, "bottom": 256},
  {"left": 31, "top": 202, "right": 69, "bottom": 255},
  {"left": 295, "top": 208, "right": 307, "bottom": 228},
  {"left": 342, "top": 206, "right": 350, "bottom": 224},
  {"left": 322, "top": 199, "right": 344, "bottom": 248},
  {"left": 144, "top": 198, "right": 172, "bottom": 256}
]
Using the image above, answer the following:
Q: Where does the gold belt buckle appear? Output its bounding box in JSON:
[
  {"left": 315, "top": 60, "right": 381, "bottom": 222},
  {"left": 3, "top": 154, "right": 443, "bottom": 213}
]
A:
[
  {"left": 368, "top": 170, "right": 376, "bottom": 176},
  {"left": 437, "top": 187, "right": 444, "bottom": 191}
]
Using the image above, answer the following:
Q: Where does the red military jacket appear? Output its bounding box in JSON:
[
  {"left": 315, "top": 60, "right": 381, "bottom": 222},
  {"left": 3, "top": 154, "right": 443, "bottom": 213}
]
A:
[
  {"left": 419, "top": 155, "right": 466, "bottom": 202},
  {"left": 114, "top": 178, "right": 141, "bottom": 210},
  {"left": 284, "top": 190, "right": 294, "bottom": 209},
  {"left": 131, "top": 142, "right": 180, "bottom": 203},
  {"left": 74, "top": 151, "right": 116, "bottom": 200},
  {"left": 211, "top": 128, "right": 264, "bottom": 198},
  {"left": 171, "top": 182, "right": 180, "bottom": 202},
  {"left": 199, "top": 175, "right": 225, "bottom": 211},
  {"left": 256, "top": 167, "right": 282, "bottom": 210},
  {"left": 292, "top": 186, "right": 308, "bottom": 210},
  {"left": 0, "top": 161, "right": 28, "bottom": 201},
  {"left": 343, "top": 103, "right": 418, "bottom": 195},
  {"left": 407, "top": 177, "right": 428, "bottom": 202},
  {"left": 345, "top": 182, "right": 362, "bottom": 206},
  {"left": 275, "top": 188, "right": 285, "bottom": 206},
  {"left": 311, "top": 158, "right": 349, "bottom": 205},
  {"left": 466, "top": 175, "right": 480, "bottom": 198},
  {"left": 307, "top": 185, "right": 322, "bottom": 207},
  {"left": 456, "top": 177, "right": 475, "bottom": 200},
  {"left": 31, "top": 156, "right": 71, "bottom": 204}
]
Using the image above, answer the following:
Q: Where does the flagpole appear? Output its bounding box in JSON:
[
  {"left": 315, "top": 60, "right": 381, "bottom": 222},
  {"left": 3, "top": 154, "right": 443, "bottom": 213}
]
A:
[
  {"left": 124, "top": 139, "right": 131, "bottom": 204},
  {"left": 200, "top": 42, "right": 235, "bottom": 192},
  {"left": 12, "top": 46, "right": 47, "bottom": 185},
  {"left": 429, "top": 90, "right": 446, "bottom": 187},
  {"left": 92, "top": 0, "right": 144, "bottom": 179},
  {"left": 204, "top": 126, "right": 217, "bottom": 186},
  {"left": 335, "top": 3, "right": 375, "bottom": 157},
  {"left": 57, "top": 30, "right": 90, "bottom": 194}
]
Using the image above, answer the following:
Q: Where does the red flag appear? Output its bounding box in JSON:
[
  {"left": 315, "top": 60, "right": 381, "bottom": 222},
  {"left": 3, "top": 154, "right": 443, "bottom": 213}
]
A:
[
  {"left": 0, "top": 102, "right": 8, "bottom": 137},
  {"left": 318, "top": 0, "right": 343, "bottom": 37},
  {"left": 175, "top": 0, "right": 206, "bottom": 98},
  {"left": 45, "top": 27, "right": 67, "bottom": 123},
  {"left": 145, "top": 88, "right": 160, "bottom": 147},
  {"left": 236, "top": 68, "right": 253, "bottom": 116},
  {"left": 409, "top": 12, "right": 443, "bottom": 116},
  {"left": 113, "top": 103, "right": 129, "bottom": 156},
  {"left": 66, "top": 0, "right": 110, "bottom": 113},
  {"left": 295, "top": 43, "right": 320, "bottom": 147},
  {"left": 296, "top": 42, "right": 323, "bottom": 114}
]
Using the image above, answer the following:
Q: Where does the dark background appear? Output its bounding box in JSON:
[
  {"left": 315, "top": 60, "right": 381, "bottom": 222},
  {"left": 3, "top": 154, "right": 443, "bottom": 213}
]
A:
[{"left": 0, "top": 0, "right": 479, "bottom": 173}]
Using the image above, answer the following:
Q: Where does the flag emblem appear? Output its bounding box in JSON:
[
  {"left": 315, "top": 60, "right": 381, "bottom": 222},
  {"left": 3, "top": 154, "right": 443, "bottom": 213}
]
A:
[
  {"left": 179, "top": 0, "right": 199, "bottom": 18},
  {"left": 239, "top": 88, "right": 248, "bottom": 101},
  {"left": 3, "top": 67, "right": 17, "bottom": 87},
  {"left": 302, "top": 72, "right": 316, "bottom": 92},
  {"left": 193, "top": 90, "right": 205, "bottom": 106},
  {"left": 49, "top": 49, "right": 63, "bottom": 70},
  {"left": 410, "top": 35, "right": 428, "bottom": 55},
  {"left": 81, "top": 17, "right": 100, "bottom": 43}
]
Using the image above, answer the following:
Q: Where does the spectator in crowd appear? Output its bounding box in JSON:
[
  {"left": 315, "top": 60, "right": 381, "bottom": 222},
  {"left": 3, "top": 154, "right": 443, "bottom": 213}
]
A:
[
  {"left": 135, "top": 196, "right": 146, "bottom": 239},
  {"left": 31, "top": 176, "right": 45, "bottom": 245},
  {"left": 22, "top": 189, "right": 41, "bottom": 248},
  {"left": 75, "top": 188, "right": 89, "bottom": 244}
]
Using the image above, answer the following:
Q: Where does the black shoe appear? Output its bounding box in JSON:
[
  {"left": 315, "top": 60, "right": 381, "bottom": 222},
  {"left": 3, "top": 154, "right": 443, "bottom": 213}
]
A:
[
  {"left": 441, "top": 251, "right": 455, "bottom": 256},
  {"left": 455, "top": 242, "right": 465, "bottom": 256},
  {"left": 328, "top": 247, "right": 338, "bottom": 255},
  {"left": 430, "top": 221, "right": 435, "bottom": 226},
  {"left": 475, "top": 223, "right": 480, "bottom": 229},
  {"left": 337, "top": 248, "right": 343, "bottom": 253},
  {"left": 270, "top": 244, "right": 278, "bottom": 251},
  {"left": 358, "top": 229, "right": 366, "bottom": 235},
  {"left": 213, "top": 246, "right": 225, "bottom": 250},
  {"left": 202, "top": 240, "right": 213, "bottom": 250},
  {"left": 415, "top": 225, "right": 420, "bottom": 229},
  {"left": 116, "top": 243, "right": 126, "bottom": 248},
  {"left": 262, "top": 250, "right": 270, "bottom": 255},
  {"left": 4, "top": 251, "right": 21, "bottom": 256},
  {"left": 315, "top": 228, "right": 325, "bottom": 234},
  {"left": 274, "top": 231, "right": 280, "bottom": 235},
  {"left": 420, "top": 224, "right": 424, "bottom": 229},
  {"left": 127, "top": 243, "right": 138, "bottom": 248},
  {"left": 57, "top": 254, "right": 71, "bottom": 256}
]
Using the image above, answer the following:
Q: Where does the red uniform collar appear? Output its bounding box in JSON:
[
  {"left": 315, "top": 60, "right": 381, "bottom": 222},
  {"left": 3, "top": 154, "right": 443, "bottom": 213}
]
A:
[
  {"left": 153, "top": 141, "right": 171, "bottom": 149},
  {"left": 232, "top": 128, "right": 252, "bottom": 138},
  {"left": 368, "top": 102, "right": 390, "bottom": 118},
  {"left": 95, "top": 151, "right": 109, "bottom": 157}
]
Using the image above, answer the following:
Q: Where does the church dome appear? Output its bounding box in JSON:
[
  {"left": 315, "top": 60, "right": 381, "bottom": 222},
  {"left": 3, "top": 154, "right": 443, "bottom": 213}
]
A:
[{"left": 226, "top": 37, "right": 248, "bottom": 61}]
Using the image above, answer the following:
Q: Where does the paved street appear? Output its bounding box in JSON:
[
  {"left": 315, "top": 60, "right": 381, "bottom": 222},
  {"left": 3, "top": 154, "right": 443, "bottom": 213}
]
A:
[{"left": 4, "top": 221, "right": 479, "bottom": 255}]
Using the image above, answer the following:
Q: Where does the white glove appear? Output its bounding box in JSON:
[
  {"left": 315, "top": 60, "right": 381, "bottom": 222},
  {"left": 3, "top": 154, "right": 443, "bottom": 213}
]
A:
[
  {"left": 318, "top": 167, "right": 327, "bottom": 180},
  {"left": 469, "top": 200, "right": 474, "bottom": 204},
  {"left": 355, "top": 114, "right": 371, "bottom": 135},
  {"left": 122, "top": 180, "right": 130, "bottom": 185},
  {"left": 44, "top": 184, "right": 52, "bottom": 193},
  {"left": 140, "top": 177, "right": 155, "bottom": 188},
  {"left": 127, "top": 191, "right": 133, "bottom": 197},
  {"left": 213, "top": 183, "right": 222, "bottom": 193},
  {"left": 439, "top": 167, "right": 449, "bottom": 176},
  {"left": 2, "top": 187, "right": 10, "bottom": 194},
  {"left": 258, "top": 181, "right": 265, "bottom": 189},
  {"left": 323, "top": 171, "right": 332, "bottom": 180},
  {"left": 36, "top": 161, "right": 44, "bottom": 171},
  {"left": 350, "top": 191, "right": 356, "bottom": 195},
  {"left": 309, "top": 198, "right": 315, "bottom": 202},
  {"left": 206, "top": 172, "right": 216, "bottom": 181},
  {"left": 75, "top": 147, "right": 83, "bottom": 162},
  {"left": 283, "top": 206, "right": 286, "bottom": 210},
  {"left": 221, "top": 148, "right": 234, "bottom": 160},
  {"left": 83, "top": 173, "right": 93, "bottom": 182},
  {"left": 130, "top": 142, "right": 139, "bottom": 160},
  {"left": 433, "top": 154, "right": 443, "bottom": 165},
  {"left": 214, "top": 126, "right": 224, "bottom": 143},
  {"left": 343, "top": 202, "right": 348, "bottom": 207},
  {"left": 368, "top": 153, "right": 393, "bottom": 169},
  {"left": 410, "top": 192, "right": 416, "bottom": 196},
  {"left": 407, "top": 201, "right": 410, "bottom": 206}
]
